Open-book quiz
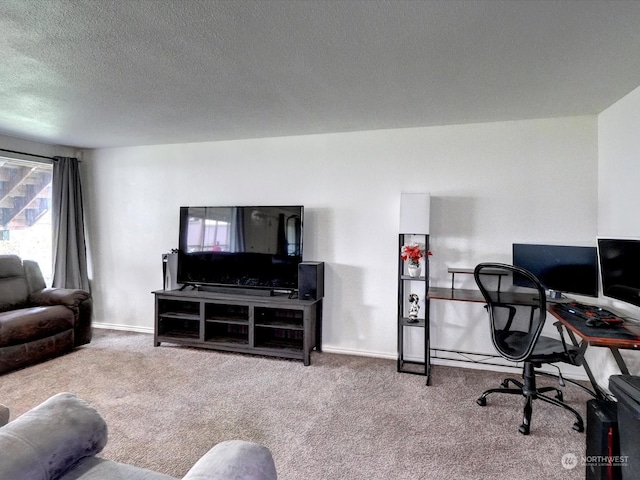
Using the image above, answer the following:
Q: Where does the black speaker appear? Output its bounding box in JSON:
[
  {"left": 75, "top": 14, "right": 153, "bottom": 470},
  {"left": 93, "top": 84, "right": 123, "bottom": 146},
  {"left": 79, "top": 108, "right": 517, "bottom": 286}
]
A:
[
  {"left": 298, "top": 262, "right": 324, "bottom": 300},
  {"left": 586, "top": 399, "right": 621, "bottom": 480}
]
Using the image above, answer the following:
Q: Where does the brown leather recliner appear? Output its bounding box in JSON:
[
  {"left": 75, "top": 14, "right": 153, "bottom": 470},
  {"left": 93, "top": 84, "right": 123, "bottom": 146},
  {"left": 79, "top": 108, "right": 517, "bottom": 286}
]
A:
[{"left": 0, "top": 255, "right": 93, "bottom": 374}]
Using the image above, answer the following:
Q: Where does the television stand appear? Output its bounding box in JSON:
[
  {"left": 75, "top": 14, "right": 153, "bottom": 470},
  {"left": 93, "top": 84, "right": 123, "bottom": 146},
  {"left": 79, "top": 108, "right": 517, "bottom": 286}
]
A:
[{"left": 152, "top": 288, "right": 323, "bottom": 365}]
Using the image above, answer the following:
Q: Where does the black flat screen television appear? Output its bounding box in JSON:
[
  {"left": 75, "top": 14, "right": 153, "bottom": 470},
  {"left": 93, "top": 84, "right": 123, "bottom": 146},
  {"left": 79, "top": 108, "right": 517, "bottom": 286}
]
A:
[
  {"left": 177, "top": 206, "right": 303, "bottom": 291},
  {"left": 598, "top": 238, "right": 640, "bottom": 308},
  {"left": 512, "top": 243, "right": 598, "bottom": 297}
]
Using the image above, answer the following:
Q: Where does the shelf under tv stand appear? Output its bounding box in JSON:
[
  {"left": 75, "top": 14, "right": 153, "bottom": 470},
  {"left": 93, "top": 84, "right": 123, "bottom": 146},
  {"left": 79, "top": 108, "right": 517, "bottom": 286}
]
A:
[{"left": 152, "top": 288, "right": 322, "bottom": 365}]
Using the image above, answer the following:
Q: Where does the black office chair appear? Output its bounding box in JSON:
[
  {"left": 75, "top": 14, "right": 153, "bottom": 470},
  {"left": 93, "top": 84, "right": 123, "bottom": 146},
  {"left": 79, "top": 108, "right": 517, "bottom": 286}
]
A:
[{"left": 473, "top": 263, "right": 585, "bottom": 435}]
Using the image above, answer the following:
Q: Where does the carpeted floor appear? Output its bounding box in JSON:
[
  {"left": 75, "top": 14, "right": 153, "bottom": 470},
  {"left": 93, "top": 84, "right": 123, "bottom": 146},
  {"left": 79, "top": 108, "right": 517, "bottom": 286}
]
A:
[{"left": 2, "top": 329, "right": 592, "bottom": 479}]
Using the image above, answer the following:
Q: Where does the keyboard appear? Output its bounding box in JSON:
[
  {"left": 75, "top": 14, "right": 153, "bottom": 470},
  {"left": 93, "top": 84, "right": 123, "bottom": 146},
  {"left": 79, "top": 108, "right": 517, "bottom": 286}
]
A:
[{"left": 555, "top": 302, "right": 625, "bottom": 325}]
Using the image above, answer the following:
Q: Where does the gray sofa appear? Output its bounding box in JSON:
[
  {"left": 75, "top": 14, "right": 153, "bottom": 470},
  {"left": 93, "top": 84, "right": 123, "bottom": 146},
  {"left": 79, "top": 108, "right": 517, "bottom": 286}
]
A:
[
  {"left": 0, "top": 392, "right": 277, "bottom": 480},
  {"left": 0, "top": 254, "right": 93, "bottom": 374}
]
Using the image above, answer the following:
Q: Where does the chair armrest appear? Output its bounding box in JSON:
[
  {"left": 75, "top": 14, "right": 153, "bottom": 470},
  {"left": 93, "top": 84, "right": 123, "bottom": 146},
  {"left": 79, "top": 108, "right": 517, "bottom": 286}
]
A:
[
  {"left": 554, "top": 321, "right": 583, "bottom": 366},
  {"left": 183, "top": 440, "right": 277, "bottom": 480},
  {"left": 0, "top": 392, "right": 108, "bottom": 480},
  {"left": 29, "top": 287, "right": 90, "bottom": 309}
]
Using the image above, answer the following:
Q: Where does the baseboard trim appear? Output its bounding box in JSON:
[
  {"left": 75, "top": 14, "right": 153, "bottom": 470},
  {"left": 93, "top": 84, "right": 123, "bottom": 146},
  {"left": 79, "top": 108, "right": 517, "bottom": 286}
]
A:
[
  {"left": 89, "top": 327, "right": 590, "bottom": 383},
  {"left": 320, "top": 346, "right": 396, "bottom": 360},
  {"left": 93, "top": 322, "right": 154, "bottom": 334}
]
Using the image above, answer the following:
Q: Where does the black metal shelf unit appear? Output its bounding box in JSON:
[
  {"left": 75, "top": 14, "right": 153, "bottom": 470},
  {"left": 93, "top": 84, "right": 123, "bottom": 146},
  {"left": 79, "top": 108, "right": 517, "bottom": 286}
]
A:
[{"left": 397, "top": 233, "right": 430, "bottom": 384}]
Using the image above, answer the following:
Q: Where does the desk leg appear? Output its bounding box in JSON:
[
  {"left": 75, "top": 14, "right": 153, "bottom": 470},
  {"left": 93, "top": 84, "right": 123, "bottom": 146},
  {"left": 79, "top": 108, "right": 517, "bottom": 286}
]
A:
[
  {"left": 425, "top": 298, "right": 431, "bottom": 386},
  {"left": 397, "top": 307, "right": 404, "bottom": 373},
  {"left": 610, "top": 347, "right": 630, "bottom": 375},
  {"left": 564, "top": 329, "right": 607, "bottom": 400}
]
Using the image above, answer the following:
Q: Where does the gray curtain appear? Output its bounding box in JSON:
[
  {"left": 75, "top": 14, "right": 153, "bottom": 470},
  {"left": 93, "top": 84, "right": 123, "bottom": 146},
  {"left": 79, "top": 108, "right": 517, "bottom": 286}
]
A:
[{"left": 52, "top": 157, "right": 90, "bottom": 291}]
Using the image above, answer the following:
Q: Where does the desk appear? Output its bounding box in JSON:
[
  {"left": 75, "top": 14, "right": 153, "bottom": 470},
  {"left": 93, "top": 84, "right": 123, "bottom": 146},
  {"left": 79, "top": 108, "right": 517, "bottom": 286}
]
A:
[
  {"left": 429, "top": 287, "right": 534, "bottom": 304},
  {"left": 425, "top": 287, "right": 535, "bottom": 384},
  {"left": 549, "top": 305, "right": 640, "bottom": 396},
  {"left": 426, "top": 286, "right": 640, "bottom": 396}
]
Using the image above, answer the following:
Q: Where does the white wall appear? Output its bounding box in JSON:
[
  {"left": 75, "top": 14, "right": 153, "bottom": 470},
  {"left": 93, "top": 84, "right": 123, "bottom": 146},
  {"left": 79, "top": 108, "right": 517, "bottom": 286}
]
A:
[
  {"left": 82, "top": 116, "right": 598, "bottom": 375},
  {"left": 599, "top": 85, "right": 640, "bottom": 237},
  {"left": 0, "top": 133, "right": 76, "bottom": 159},
  {"left": 595, "top": 85, "right": 640, "bottom": 384}
]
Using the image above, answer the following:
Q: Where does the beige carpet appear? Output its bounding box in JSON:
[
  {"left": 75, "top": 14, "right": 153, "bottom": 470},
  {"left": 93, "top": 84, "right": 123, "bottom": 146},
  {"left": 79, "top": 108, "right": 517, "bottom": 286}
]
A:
[{"left": 2, "top": 329, "right": 591, "bottom": 479}]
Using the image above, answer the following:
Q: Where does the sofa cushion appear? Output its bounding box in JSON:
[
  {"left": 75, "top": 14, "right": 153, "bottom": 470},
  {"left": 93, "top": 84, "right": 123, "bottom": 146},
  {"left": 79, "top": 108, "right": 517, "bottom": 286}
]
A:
[
  {"left": 0, "top": 305, "right": 74, "bottom": 347},
  {"left": 0, "top": 392, "right": 108, "bottom": 480},
  {"left": 60, "top": 457, "right": 177, "bottom": 480},
  {"left": 0, "top": 255, "right": 29, "bottom": 312},
  {"left": 24, "top": 259, "right": 47, "bottom": 292},
  {"left": 184, "top": 440, "right": 278, "bottom": 480},
  {"left": 0, "top": 403, "right": 8, "bottom": 427}
]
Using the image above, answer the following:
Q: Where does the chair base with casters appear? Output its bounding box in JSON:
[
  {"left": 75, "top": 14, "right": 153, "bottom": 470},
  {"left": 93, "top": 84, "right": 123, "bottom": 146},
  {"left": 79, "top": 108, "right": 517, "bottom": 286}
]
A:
[{"left": 476, "top": 362, "right": 584, "bottom": 435}]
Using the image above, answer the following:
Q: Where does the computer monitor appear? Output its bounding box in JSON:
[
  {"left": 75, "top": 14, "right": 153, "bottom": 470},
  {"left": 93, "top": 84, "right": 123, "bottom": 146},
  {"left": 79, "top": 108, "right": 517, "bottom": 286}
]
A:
[
  {"left": 512, "top": 243, "right": 599, "bottom": 298},
  {"left": 597, "top": 238, "right": 640, "bottom": 308}
]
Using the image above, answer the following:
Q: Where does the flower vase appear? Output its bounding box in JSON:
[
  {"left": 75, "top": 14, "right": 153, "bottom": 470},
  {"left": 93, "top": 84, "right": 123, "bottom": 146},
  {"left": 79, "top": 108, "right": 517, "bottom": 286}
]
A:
[{"left": 407, "top": 263, "right": 421, "bottom": 278}]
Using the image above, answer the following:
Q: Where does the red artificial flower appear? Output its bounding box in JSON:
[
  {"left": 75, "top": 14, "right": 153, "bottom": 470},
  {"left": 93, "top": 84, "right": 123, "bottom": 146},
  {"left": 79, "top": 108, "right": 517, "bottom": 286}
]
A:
[{"left": 401, "top": 243, "right": 428, "bottom": 266}]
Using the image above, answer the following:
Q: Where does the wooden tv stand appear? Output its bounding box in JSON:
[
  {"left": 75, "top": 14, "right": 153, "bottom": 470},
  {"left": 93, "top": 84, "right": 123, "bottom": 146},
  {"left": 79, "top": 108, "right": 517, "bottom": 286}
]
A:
[{"left": 152, "top": 289, "right": 322, "bottom": 365}]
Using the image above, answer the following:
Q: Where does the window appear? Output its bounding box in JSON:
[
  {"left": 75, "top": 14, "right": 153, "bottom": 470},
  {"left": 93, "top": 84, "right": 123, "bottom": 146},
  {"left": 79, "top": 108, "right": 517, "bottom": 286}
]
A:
[{"left": 0, "top": 157, "right": 53, "bottom": 284}]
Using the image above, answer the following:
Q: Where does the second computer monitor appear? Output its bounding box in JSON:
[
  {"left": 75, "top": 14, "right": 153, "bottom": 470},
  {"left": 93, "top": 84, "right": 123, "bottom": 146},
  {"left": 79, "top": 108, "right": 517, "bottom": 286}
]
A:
[
  {"left": 598, "top": 238, "right": 640, "bottom": 308},
  {"left": 512, "top": 243, "right": 598, "bottom": 298}
]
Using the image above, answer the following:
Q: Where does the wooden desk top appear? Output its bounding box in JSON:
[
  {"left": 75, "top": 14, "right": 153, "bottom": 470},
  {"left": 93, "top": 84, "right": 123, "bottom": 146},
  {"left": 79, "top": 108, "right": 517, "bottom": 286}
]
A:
[
  {"left": 447, "top": 267, "right": 508, "bottom": 276},
  {"left": 549, "top": 305, "right": 640, "bottom": 350},
  {"left": 428, "top": 287, "right": 640, "bottom": 351},
  {"left": 428, "top": 287, "right": 535, "bottom": 304},
  {"left": 428, "top": 287, "right": 484, "bottom": 302}
]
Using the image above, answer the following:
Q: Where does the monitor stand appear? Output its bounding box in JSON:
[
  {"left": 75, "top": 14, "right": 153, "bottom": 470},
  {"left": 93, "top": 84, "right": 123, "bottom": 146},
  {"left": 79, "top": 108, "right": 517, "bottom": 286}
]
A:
[
  {"left": 533, "top": 290, "right": 573, "bottom": 304},
  {"left": 547, "top": 297, "right": 573, "bottom": 304},
  {"left": 546, "top": 291, "right": 574, "bottom": 304}
]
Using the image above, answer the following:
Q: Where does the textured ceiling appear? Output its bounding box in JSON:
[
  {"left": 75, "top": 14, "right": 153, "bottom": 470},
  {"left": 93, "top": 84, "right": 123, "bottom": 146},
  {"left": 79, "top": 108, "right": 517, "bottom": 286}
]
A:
[{"left": 2, "top": 0, "right": 640, "bottom": 149}]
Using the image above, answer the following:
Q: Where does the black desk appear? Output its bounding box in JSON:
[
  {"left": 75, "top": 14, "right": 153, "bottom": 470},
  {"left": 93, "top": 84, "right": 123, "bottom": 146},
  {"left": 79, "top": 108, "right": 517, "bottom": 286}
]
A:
[
  {"left": 426, "top": 287, "right": 640, "bottom": 396},
  {"left": 549, "top": 305, "right": 640, "bottom": 397},
  {"left": 425, "top": 287, "right": 536, "bottom": 385}
]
